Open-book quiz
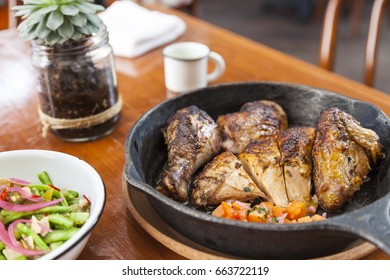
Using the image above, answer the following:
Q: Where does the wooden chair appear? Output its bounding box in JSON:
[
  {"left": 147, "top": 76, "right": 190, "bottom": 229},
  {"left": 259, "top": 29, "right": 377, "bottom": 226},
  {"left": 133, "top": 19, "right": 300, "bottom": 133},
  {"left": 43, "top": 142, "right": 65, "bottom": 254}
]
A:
[
  {"left": 8, "top": 0, "right": 23, "bottom": 29},
  {"left": 319, "top": 0, "right": 388, "bottom": 87}
]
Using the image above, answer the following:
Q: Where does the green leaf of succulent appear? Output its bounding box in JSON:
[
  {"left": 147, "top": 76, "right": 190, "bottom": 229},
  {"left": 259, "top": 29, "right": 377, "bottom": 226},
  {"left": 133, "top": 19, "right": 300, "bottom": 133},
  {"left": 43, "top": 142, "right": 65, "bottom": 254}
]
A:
[
  {"left": 25, "top": 11, "right": 44, "bottom": 26},
  {"left": 58, "top": 17, "right": 74, "bottom": 39},
  {"left": 36, "top": 16, "right": 51, "bottom": 40},
  {"left": 82, "top": 23, "right": 97, "bottom": 35},
  {"left": 12, "top": 5, "right": 35, "bottom": 11},
  {"left": 39, "top": 5, "right": 58, "bottom": 15},
  {"left": 17, "top": 20, "right": 28, "bottom": 32},
  {"left": 46, "top": 10, "right": 64, "bottom": 31},
  {"left": 74, "top": 3, "right": 94, "bottom": 14},
  {"left": 75, "top": 2, "right": 103, "bottom": 14},
  {"left": 12, "top": 5, "right": 27, "bottom": 11},
  {"left": 89, "top": 24, "right": 99, "bottom": 34},
  {"left": 34, "top": 38, "right": 44, "bottom": 44},
  {"left": 25, "top": 23, "right": 39, "bottom": 41},
  {"left": 23, "top": 0, "right": 47, "bottom": 5},
  {"left": 70, "top": 30, "right": 83, "bottom": 40},
  {"left": 14, "top": 0, "right": 105, "bottom": 45},
  {"left": 19, "top": 26, "right": 29, "bottom": 38},
  {"left": 46, "top": 31, "right": 61, "bottom": 45},
  {"left": 14, "top": 8, "right": 33, "bottom": 18},
  {"left": 60, "top": 4, "right": 79, "bottom": 16},
  {"left": 68, "top": 13, "right": 87, "bottom": 27},
  {"left": 87, "top": 2, "right": 104, "bottom": 13},
  {"left": 57, "top": 36, "right": 68, "bottom": 44},
  {"left": 75, "top": 25, "right": 89, "bottom": 35},
  {"left": 84, "top": 13, "right": 102, "bottom": 28}
]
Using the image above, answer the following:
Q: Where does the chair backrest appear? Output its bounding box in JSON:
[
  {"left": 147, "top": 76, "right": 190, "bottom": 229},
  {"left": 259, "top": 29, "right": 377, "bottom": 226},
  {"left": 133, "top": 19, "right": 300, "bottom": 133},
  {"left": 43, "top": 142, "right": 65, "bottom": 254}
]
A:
[
  {"left": 319, "top": 0, "right": 388, "bottom": 87},
  {"left": 8, "top": 0, "right": 23, "bottom": 29}
]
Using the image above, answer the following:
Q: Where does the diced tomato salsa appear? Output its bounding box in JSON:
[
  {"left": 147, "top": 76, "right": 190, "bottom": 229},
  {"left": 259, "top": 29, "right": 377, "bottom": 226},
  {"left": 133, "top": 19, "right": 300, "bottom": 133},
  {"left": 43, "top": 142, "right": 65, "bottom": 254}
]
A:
[{"left": 212, "top": 200, "right": 326, "bottom": 224}]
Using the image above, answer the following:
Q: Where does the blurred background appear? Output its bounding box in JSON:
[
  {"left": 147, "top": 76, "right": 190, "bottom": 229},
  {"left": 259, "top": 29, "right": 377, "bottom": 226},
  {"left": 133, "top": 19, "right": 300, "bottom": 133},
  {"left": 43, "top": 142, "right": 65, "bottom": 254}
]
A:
[
  {"left": 199, "top": 0, "right": 390, "bottom": 94},
  {"left": 1, "top": 0, "right": 389, "bottom": 93}
]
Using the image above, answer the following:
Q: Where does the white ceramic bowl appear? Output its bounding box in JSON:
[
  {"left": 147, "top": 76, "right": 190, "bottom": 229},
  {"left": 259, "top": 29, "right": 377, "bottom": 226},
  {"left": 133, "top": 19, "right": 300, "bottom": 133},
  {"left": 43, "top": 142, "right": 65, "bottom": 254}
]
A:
[{"left": 0, "top": 149, "right": 105, "bottom": 260}]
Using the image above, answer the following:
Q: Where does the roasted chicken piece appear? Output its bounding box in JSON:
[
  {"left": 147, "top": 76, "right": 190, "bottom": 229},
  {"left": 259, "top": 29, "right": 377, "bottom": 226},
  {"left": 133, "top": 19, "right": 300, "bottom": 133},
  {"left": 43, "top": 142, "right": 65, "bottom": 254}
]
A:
[
  {"left": 313, "top": 107, "right": 383, "bottom": 211},
  {"left": 340, "top": 110, "right": 382, "bottom": 164},
  {"left": 238, "top": 135, "right": 289, "bottom": 207},
  {"left": 217, "top": 112, "right": 273, "bottom": 154},
  {"left": 278, "top": 127, "right": 316, "bottom": 206},
  {"left": 192, "top": 151, "right": 266, "bottom": 207},
  {"left": 157, "top": 106, "right": 221, "bottom": 202},
  {"left": 217, "top": 100, "right": 288, "bottom": 154},
  {"left": 241, "top": 100, "right": 288, "bottom": 130}
]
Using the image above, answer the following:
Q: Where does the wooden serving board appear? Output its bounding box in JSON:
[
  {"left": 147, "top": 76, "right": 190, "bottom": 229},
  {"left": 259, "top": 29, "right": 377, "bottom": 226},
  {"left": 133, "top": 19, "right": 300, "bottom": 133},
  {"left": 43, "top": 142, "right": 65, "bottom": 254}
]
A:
[{"left": 121, "top": 177, "right": 377, "bottom": 260}]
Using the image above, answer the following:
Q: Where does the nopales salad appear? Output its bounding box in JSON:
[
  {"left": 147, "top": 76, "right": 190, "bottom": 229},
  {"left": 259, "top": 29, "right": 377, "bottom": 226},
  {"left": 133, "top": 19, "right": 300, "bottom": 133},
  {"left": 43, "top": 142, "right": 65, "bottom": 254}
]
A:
[{"left": 0, "top": 172, "right": 90, "bottom": 260}]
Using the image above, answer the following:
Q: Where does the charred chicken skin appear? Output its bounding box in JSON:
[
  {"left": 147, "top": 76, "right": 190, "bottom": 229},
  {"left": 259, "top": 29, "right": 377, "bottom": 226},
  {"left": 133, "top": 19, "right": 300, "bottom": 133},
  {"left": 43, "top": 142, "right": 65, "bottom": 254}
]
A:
[
  {"left": 156, "top": 106, "right": 221, "bottom": 202},
  {"left": 278, "top": 127, "right": 316, "bottom": 206},
  {"left": 241, "top": 100, "right": 288, "bottom": 130},
  {"left": 192, "top": 151, "right": 266, "bottom": 207},
  {"left": 313, "top": 108, "right": 383, "bottom": 211},
  {"left": 217, "top": 100, "right": 288, "bottom": 154}
]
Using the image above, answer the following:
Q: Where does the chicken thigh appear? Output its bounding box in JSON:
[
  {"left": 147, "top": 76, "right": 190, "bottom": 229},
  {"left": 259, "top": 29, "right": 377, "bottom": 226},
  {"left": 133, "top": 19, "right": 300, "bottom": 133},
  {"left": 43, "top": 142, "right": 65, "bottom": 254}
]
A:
[{"left": 156, "top": 106, "right": 221, "bottom": 202}]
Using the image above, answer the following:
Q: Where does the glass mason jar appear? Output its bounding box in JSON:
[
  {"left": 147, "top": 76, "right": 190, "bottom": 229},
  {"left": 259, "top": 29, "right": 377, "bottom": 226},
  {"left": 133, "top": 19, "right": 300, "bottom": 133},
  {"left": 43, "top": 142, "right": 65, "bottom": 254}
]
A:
[{"left": 31, "top": 26, "right": 121, "bottom": 142}]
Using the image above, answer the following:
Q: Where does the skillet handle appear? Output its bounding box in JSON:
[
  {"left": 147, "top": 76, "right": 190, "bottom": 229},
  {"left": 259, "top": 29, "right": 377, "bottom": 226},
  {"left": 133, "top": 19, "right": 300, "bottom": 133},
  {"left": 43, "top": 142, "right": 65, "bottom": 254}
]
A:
[{"left": 330, "top": 196, "right": 390, "bottom": 256}]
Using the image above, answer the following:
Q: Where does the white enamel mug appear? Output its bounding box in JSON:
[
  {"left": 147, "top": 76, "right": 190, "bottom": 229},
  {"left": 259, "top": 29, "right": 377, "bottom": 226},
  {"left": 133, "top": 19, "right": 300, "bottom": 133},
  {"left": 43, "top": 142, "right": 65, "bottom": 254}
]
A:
[{"left": 163, "top": 42, "right": 225, "bottom": 95}]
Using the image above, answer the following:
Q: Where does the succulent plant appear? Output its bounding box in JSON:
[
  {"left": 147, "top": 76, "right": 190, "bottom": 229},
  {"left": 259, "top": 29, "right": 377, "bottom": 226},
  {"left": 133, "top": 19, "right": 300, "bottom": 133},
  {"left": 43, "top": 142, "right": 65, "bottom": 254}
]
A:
[{"left": 13, "top": 0, "right": 105, "bottom": 46}]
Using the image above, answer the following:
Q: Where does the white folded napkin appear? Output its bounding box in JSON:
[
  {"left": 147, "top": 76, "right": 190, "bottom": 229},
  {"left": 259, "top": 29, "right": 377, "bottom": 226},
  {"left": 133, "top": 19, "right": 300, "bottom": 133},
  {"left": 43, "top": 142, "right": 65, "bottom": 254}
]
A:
[{"left": 99, "top": 1, "right": 186, "bottom": 58}]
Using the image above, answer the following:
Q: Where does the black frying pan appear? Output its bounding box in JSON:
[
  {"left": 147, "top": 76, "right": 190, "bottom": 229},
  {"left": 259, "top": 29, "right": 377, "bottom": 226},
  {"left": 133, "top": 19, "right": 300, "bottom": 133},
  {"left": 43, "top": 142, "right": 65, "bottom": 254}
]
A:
[{"left": 124, "top": 82, "right": 390, "bottom": 259}]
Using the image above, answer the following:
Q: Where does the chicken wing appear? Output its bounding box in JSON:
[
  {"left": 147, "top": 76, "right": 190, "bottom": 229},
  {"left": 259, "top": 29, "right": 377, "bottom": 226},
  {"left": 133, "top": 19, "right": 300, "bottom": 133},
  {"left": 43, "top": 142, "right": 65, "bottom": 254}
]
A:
[
  {"left": 340, "top": 111, "right": 383, "bottom": 164},
  {"left": 278, "top": 127, "right": 316, "bottom": 206},
  {"left": 217, "top": 100, "right": 288, "bottom": 153},
  {"left": 157, "top": 106, "right": 221, "bottom": 202},
  {"left": 192, "top": 151, "right": 266, "bottom": 207},
  {"left": 238, "top": 135, "right": 289, "bottom": 207},
  {"left": 312, "top": 107, "right": 382, "bottom": 211}
]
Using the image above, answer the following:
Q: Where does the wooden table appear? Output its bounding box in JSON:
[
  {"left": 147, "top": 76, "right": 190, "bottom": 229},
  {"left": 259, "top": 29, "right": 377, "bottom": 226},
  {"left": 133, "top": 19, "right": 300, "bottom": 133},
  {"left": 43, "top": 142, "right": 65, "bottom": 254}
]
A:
[{"left": 0, "top": 6, "right": 389, "bottom": 260}]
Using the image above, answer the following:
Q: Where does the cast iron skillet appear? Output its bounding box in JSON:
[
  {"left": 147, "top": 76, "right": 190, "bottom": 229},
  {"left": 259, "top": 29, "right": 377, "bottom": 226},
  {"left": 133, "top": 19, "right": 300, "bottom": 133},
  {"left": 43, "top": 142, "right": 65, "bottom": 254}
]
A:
[{"left": 124, "top": 82, "right": 390, "bottom": 259}]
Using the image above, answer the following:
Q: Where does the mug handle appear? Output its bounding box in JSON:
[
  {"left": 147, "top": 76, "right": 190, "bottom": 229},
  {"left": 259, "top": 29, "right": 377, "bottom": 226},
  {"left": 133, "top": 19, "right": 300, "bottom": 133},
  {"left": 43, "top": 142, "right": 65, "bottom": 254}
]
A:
[{"left": 207, "top": 51, "right": 226, "bottom": 83}]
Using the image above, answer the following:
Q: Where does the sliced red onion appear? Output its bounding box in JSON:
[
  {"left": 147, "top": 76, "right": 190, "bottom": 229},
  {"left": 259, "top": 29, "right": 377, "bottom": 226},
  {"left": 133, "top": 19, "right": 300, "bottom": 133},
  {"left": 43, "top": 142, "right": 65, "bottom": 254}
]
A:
[
  {"left": 8, "top": 178, "right": 31, "bottom": 186},
  {"left": 0, "top": 185, "right": 6, "bottom": 192},
  {"left": 8, "top": 186, "right": 42, "bottom": 202},
  {"left": 8, "top": 219, "right": 31, "bottom": 247},
  {"left": 0, "top": 221, "right": 46, "bottom": 257},
  {"left": 83, "top": 194, "right": 91, "bottom": 205},
  {"left": 8, "top": 218, "right": 51, "bottom": 244},
  {"left": 0, "top": 197, "right": 63, "bottom": 212},
  {"left": 322, "top": 212, "right": 327, "bottom": 218}
]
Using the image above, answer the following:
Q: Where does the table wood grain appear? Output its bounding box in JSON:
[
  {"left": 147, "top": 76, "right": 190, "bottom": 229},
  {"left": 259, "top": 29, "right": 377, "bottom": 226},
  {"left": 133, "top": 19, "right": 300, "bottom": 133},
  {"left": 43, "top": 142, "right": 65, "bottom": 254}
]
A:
[{"left": 0, "top": 6, "right": 389, "bottom": 260}]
